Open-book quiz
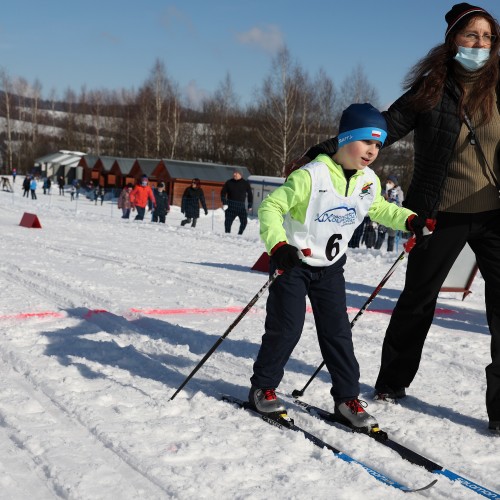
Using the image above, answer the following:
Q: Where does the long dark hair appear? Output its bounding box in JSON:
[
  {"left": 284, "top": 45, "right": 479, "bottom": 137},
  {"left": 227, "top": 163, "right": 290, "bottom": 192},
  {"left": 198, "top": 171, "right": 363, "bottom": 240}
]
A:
[{"left": 403, "top": 13, "right": 500, "bottom": 123}]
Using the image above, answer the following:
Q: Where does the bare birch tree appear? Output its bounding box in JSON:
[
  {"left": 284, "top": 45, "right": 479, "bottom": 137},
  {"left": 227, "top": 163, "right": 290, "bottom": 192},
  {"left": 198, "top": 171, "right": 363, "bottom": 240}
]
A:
[
  {"left": 308, "top": 68, "right": 338, "bottom": 146},
  {"left": 30, "top": 79, "right": 43, "bottom": 145},
  {"left": 255, "top": 47, "right": 305, "bottom": 176},
  {"left": 141, "top": 59, "right": 182, "bottom": 159},
  {"left": 61, "top": 87, "right": 78, "bottom": 150},
  {"left": 338, "top": 64, "right": 380, "bottom": 110},
  {"left": 115, "top": 88, "right": 136, "bottom": 157},
  {"left": 200, "top": 73, "right": 240, "bottom": 164},
  {"left": 163, "top": 82, "right": 182, "bottom": 159},
  {"left": 148, "top": 59, "right": 169, "bottom": 157},
  {"left": 88, "top": 89, "right": 105, "bottom": 156},
  {"left": 0, "top": 68, "right": 14, "bottom": 172}
]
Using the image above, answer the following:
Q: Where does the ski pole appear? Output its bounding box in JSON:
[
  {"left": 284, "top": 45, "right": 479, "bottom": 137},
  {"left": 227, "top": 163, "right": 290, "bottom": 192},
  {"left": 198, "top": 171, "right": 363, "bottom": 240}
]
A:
[
  {"left": 291, "top": 236, "right": 416, "bottom": 398},
  {"left": 169, "top": 269, "right": 280, "bottom": 401},
  {"left": 169, "top": 247, "right": 311, "bottom": 401}
]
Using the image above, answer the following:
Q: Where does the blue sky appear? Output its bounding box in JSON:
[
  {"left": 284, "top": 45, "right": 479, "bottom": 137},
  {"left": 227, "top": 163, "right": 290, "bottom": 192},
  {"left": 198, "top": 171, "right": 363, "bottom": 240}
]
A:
[{"left": 1, "top": 1, "right": 499, "bottom": 109}]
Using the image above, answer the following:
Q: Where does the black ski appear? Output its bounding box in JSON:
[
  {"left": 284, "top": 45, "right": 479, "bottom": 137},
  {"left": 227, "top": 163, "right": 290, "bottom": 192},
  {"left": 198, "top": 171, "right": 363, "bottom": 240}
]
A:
[
  {"left": 290, "top": 397, "right": 499, "bottom": 499},
  {"left": 221, "top": 395, "right": 436, "bottom": 493}
]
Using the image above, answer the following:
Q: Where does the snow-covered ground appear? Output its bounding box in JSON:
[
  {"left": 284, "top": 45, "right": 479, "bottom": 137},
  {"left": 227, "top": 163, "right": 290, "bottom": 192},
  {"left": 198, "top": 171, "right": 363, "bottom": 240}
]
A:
[{"left": 0, "top": 178, "right": 498, "bottom": 500}]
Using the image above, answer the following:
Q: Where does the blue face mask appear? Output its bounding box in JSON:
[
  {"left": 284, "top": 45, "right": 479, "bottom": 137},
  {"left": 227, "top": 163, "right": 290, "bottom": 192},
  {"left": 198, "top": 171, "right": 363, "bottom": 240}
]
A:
[{"left": 454, "top": 46, "right": 490, "bottom": 71}]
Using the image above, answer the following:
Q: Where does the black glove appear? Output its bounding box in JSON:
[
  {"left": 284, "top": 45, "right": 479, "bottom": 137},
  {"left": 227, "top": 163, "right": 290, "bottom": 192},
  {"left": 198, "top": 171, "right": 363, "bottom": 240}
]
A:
[
  {"left": 271, "top": 243, "right": 301, "bottom": 272},
  {"left": 406, "top": 215, "right": 436, "bottom": 246},
  {"left": 204, "top": 209, "right": 208, "bottom": 215}
]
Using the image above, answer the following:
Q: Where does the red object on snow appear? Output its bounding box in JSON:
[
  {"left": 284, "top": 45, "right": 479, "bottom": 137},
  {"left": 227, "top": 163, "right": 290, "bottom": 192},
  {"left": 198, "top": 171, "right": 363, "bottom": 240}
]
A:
[
  {"left": 251, "top": 252, "right": 270, "bottom": 273},
  {"left": 19, "top": 212, "right": 42, "bottom": 228}
]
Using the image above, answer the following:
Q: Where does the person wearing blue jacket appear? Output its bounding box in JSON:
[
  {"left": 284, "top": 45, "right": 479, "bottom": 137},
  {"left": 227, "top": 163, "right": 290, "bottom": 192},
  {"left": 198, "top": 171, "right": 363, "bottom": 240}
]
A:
[
  {"left": 30, "top": 177, "right": 37, "bottom": 200},
  {"left": 248, "top": 103, "right": 431, "bottom": 432}
]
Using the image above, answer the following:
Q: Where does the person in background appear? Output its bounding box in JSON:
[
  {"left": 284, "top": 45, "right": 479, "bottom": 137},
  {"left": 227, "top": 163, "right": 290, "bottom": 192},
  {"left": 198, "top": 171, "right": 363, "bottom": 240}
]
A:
[
  {"left": 29, "top": 176, "right": 37, "bottom": 200},
  {"left": 249, "top": 103, "right": 429, "bottom": 432},
  {"left": 374, "top": 174, "right": 405, "bottom": 251},
  {"left": 152, "top": 182, "right": 170, "bottom": 223},
  {"left": 94, "top": 186, "right": 105, "bottom": 205},
  {"left": 118, "top": 183, "right": 133, "bottom": 219},
  {"left": 1, "top": 176, "right": 13, "bottom": 192},
  {"left": 73, "top": 180, "right": 81, "bottom": 199},
  {"left": 348, "top": 219, "right": 365, "bottom": 248},
  {"left": 285, "top": 3, "right": 500, "bottom": 435},
  {"left": 58, "top": 176, "right": 65, "bottom": 195},
  {"left": 130, "top": 175, "right": 156, "bottom": 221},
  {"left": 221, "top": 169, "right": 253, "bottom": 235},
  {"left": 361, "top": 216, "right": 377, "bottom": 249},
  {"left": 180, "top": 178, "right": 208, "bottom": 228},
  {"left": 12, "top": 167, "right": 16, "bottom": 183},
  {"left": 22, "top": 176, "right": 30, "bottom": 197}
]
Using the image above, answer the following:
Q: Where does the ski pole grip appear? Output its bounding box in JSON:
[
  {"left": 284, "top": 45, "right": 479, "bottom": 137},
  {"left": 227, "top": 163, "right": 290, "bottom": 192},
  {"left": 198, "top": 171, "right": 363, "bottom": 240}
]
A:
[
  {"left": 403, "top": 236, "right": 416, "bottom": 253},
  {"left": 404, "top": 218, "right": 436, "bottom": 253},
  {"left": 422, "top": 218, "right": 436, "bottom": 236}
]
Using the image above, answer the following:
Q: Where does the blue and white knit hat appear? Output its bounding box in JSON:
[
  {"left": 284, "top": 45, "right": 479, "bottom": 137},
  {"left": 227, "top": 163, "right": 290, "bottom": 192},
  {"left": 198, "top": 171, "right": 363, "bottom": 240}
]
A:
[{"left": 337, "top": 103, "right": 387, "bottom": 148}]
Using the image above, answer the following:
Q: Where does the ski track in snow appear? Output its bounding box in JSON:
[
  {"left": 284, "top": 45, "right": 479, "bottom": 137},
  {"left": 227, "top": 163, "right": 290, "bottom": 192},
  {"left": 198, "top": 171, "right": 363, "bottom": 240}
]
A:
[
  {"left": 0, "top": 188, "right": 499, "bottom": 499},
  {"left": 0, "top": 346, "right": 171, "bottom": 499}
]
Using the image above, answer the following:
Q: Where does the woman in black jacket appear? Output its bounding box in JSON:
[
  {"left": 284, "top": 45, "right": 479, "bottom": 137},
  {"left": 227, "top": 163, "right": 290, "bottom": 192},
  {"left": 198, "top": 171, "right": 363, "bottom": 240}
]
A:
[
  {"left": 180, "top": 178, "right": 208, "bottom": 228},
  {"left": 292, "top": 3, "right": 500, "bottom": 434}
]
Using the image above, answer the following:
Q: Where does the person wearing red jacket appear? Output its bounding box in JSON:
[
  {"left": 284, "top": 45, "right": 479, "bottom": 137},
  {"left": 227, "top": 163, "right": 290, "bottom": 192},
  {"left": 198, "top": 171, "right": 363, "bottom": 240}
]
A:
[{"left": 130, "top": 175, "right": 156, "bottom": 221}]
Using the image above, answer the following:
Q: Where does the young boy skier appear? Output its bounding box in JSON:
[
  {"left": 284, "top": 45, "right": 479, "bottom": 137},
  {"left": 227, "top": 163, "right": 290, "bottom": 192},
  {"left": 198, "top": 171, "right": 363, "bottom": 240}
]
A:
[{"left": 249, "top": 103, "right": 430, "bottom": 432}]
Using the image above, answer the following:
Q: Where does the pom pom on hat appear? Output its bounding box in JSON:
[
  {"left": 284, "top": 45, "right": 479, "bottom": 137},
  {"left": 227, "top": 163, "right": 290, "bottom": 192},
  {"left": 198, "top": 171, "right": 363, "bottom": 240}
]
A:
[
  {"left": 445, "top": 3, "right": 488, "bottom": 38},
  {"left": 337, "top": 103, "right": 387, "bottom": 148}
]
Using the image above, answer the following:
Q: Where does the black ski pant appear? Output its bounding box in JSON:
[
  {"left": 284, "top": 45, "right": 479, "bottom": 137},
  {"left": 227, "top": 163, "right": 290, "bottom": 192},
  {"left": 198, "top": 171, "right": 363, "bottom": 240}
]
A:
[
  {"left": 181, "top": 217, "right": 197, "bottom": 227},
  {"left": 152, "top": 212, "right": 166, "bottom": 223},
  {"left": 224, "top": 202, "right": 247, "bottom": 234},
  {"left": 251, "top": 254, "right": 360, "bottom": 404},
  {"left": 375, "top": 210, "right": 500, "bottom": 422},
  {"left": 134, "top": 206, "right": 146, "bottom": 220}
]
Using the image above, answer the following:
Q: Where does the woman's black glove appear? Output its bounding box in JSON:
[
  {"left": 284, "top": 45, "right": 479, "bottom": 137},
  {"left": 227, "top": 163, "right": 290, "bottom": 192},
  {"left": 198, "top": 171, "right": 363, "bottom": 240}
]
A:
[
  {"left": 406, "top": 215, "right": 436, "bottom": 247},
  {"left": 271, "top": 243, "right": 301, "bottom": 272}
]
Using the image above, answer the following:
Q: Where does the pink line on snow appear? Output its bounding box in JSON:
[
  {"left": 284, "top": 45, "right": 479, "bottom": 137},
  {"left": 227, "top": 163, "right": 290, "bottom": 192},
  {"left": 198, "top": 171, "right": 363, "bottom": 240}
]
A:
[
  {"left": 0, "top": 311, "right": 64, "bottom": 320},
  {"left": 130, "top": 306, "right": 245, "bottom": 315},
  {"left": 133, "top": 306, "right": 456, "bottom": 316},
  {"left": 83, "top": 309, "right": 109, "bottom": 318},
  {"left": 0, "top": 306, "right": 457, "bottom": 321}
]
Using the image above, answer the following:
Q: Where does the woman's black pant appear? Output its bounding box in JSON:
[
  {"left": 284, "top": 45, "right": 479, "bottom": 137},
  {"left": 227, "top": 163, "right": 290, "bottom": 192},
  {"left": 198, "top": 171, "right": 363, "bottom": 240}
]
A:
[{"left": 376, "top": 210, "right": 500, "bottom": 421}]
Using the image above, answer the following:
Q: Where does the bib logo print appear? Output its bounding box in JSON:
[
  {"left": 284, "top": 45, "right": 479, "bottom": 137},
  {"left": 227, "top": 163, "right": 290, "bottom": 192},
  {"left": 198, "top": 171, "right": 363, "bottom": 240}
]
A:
[
  {"left": 360, "top": 182, "right": 373, "bottom": 199},
  {"left": 315, "top": 206, "right": 357, "bottom": 226}
]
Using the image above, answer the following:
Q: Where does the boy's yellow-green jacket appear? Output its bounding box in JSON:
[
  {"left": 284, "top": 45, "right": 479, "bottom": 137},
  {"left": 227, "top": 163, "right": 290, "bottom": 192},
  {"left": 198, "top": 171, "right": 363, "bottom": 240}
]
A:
[{"left": 259, "top": 154, "right": 416, "bottom": 254}]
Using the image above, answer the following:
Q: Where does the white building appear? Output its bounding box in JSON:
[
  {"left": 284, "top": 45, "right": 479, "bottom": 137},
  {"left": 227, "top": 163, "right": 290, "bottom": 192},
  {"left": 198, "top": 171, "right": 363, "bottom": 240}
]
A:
[{"left": 248, "top": 175, "right": 285, "bottom": 211}]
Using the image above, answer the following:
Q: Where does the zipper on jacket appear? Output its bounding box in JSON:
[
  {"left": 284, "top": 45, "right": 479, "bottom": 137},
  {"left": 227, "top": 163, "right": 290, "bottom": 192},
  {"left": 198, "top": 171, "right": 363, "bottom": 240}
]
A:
[{"left": 342, "top": 168, "right": 356, "bottom": 196}]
